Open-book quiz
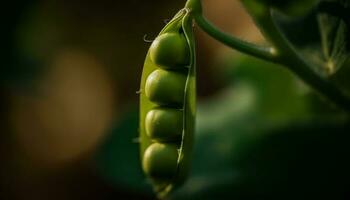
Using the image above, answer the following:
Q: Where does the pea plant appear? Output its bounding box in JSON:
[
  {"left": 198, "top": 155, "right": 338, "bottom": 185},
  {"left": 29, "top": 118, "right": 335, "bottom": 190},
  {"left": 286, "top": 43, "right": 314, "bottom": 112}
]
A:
[{"left": 139, "top": 0, "right": 349, "bottom": 198}]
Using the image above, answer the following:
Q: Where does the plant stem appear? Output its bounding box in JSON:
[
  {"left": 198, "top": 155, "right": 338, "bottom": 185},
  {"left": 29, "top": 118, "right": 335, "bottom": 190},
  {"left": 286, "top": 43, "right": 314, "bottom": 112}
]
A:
[
  {"left": 185, "top": 0, "right": 278, "bottom": 63},
  {"left": 193, "top": 14, "right": 279, "bottom": 63}
]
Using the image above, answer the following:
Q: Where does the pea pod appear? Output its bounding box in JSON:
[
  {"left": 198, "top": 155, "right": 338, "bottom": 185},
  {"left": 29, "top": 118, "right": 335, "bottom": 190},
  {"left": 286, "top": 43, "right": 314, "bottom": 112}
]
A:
[{"left": 139, "top": 9, "right": 196, "bottom": 198}]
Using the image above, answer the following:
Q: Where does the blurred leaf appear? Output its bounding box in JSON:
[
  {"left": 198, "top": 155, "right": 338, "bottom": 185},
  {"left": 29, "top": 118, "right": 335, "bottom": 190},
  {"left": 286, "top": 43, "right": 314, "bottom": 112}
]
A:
[
  {"left": 222, "top": 54, "right": 312, "bottom": 120},
  {"left": 1, "top": 0, "right": 41, "bottom": 85},
  {"left": 171, "top": 118, "right": 350, "bottom": 200},
  {"left": 94, "top": 109, "right": 153, "bottom": 196},
  {"left": 318, "top": 0, "right": 350, "bottom": 74},
  {"left": 272, "top": 0, "right": 350, "bottom": 77}
]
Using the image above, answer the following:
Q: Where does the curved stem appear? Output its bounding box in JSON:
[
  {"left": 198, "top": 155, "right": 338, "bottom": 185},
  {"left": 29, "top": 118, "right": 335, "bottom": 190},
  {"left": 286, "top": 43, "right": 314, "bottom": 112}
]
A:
[
  {"left": 193, "top": 14, "right": 279, "bottom": 63},
  {"left": 185, "top": 0, "right": 279, "bottom": 63}
]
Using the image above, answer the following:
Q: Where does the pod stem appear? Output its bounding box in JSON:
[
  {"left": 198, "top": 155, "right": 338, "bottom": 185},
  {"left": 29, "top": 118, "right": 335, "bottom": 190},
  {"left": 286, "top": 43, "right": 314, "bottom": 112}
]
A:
[{"left": 185, "top": 0, "right": 279, "bottom": 63}]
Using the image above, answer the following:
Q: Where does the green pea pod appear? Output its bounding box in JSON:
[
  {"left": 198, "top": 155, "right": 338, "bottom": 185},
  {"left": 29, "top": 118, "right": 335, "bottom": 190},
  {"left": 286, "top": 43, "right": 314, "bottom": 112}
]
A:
[{"left": 139, "top": 9, "right": 196, "bottom": 198}]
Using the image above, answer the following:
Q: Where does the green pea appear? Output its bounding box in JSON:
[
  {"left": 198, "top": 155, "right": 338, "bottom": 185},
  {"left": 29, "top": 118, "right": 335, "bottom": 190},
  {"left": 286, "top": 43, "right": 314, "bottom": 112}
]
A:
[
  {"left": 145, "top": 108, "right": 183, "bottom": 142},
  {"left": 150, "top": 32, "right": 190, "bottom": 69},
  {"left": 142, "top": 143, "right": 179, "bottom": 180},
  {"left": 145, "top": 69, "right": 187, "bottom": 106}
]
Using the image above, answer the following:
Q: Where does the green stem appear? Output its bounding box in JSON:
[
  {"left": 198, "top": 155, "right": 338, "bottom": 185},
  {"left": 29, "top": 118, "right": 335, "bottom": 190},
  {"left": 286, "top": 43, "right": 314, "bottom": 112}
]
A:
[
  {"left": 185, "top": 0, "right": 279, "bottom": 63},
  {"left": 194, "top": 14, "right": 279, "bottom": 63}
]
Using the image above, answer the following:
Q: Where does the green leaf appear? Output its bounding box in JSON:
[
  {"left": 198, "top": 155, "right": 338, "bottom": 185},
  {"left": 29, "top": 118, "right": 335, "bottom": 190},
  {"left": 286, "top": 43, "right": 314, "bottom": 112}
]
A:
[
  {"left": 272, "top": 0, "right": 350, "bottom": 77},
  {"left": 318, "top": 0, "right": 350, "bottom": 74}
]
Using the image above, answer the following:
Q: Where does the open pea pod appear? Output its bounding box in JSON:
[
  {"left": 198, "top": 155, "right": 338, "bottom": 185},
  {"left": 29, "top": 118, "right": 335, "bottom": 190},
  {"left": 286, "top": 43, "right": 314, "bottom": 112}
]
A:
[{"left": 139, "top": 9, "right": 196, "bottom": 198}]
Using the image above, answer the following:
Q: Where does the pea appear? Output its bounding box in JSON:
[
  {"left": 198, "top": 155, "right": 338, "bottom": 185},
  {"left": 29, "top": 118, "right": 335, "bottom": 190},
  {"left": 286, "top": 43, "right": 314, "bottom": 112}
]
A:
[
  {"left": 145, "top": 69, "right": 187, "bottom": 106},
  {"left": 145, "top": 108, "right": 183, "bottom": 142},
  {"left": 150, "top": 32, "right": 190, "bottom": 69},
  {"left": 142, "top": 143, "right": 179, "bottom": 180}
]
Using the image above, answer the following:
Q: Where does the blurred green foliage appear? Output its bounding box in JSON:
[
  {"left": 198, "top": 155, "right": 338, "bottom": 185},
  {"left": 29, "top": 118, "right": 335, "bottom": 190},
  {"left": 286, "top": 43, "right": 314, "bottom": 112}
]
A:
[
  {"left": 1, "top": 1, "right": 41, "bottom": 85},
  {"left": 95, "top": 109, "right": 153, "bottom": 196}
]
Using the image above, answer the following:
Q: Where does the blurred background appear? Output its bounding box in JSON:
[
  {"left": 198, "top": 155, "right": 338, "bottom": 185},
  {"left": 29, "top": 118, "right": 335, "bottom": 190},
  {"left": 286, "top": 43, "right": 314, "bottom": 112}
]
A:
[{"left": 1, "top": 0, "right": 350, "bottom": 199}]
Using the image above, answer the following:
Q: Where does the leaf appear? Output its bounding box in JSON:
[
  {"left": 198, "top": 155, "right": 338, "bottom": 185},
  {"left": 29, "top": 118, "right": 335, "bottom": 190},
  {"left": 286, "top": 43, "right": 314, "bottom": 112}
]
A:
[
  {"left": 271, "top": 0, "right": 350, "bottom": 77},
  {"left": 318, "top": 0, "right": 350, "bottom": 74}
]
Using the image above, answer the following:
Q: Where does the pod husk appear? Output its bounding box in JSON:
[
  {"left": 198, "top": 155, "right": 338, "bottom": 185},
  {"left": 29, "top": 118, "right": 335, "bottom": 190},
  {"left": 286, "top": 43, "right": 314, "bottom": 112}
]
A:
[{"left": 139, "top": 9, "right": 196, "bottom": 198}]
